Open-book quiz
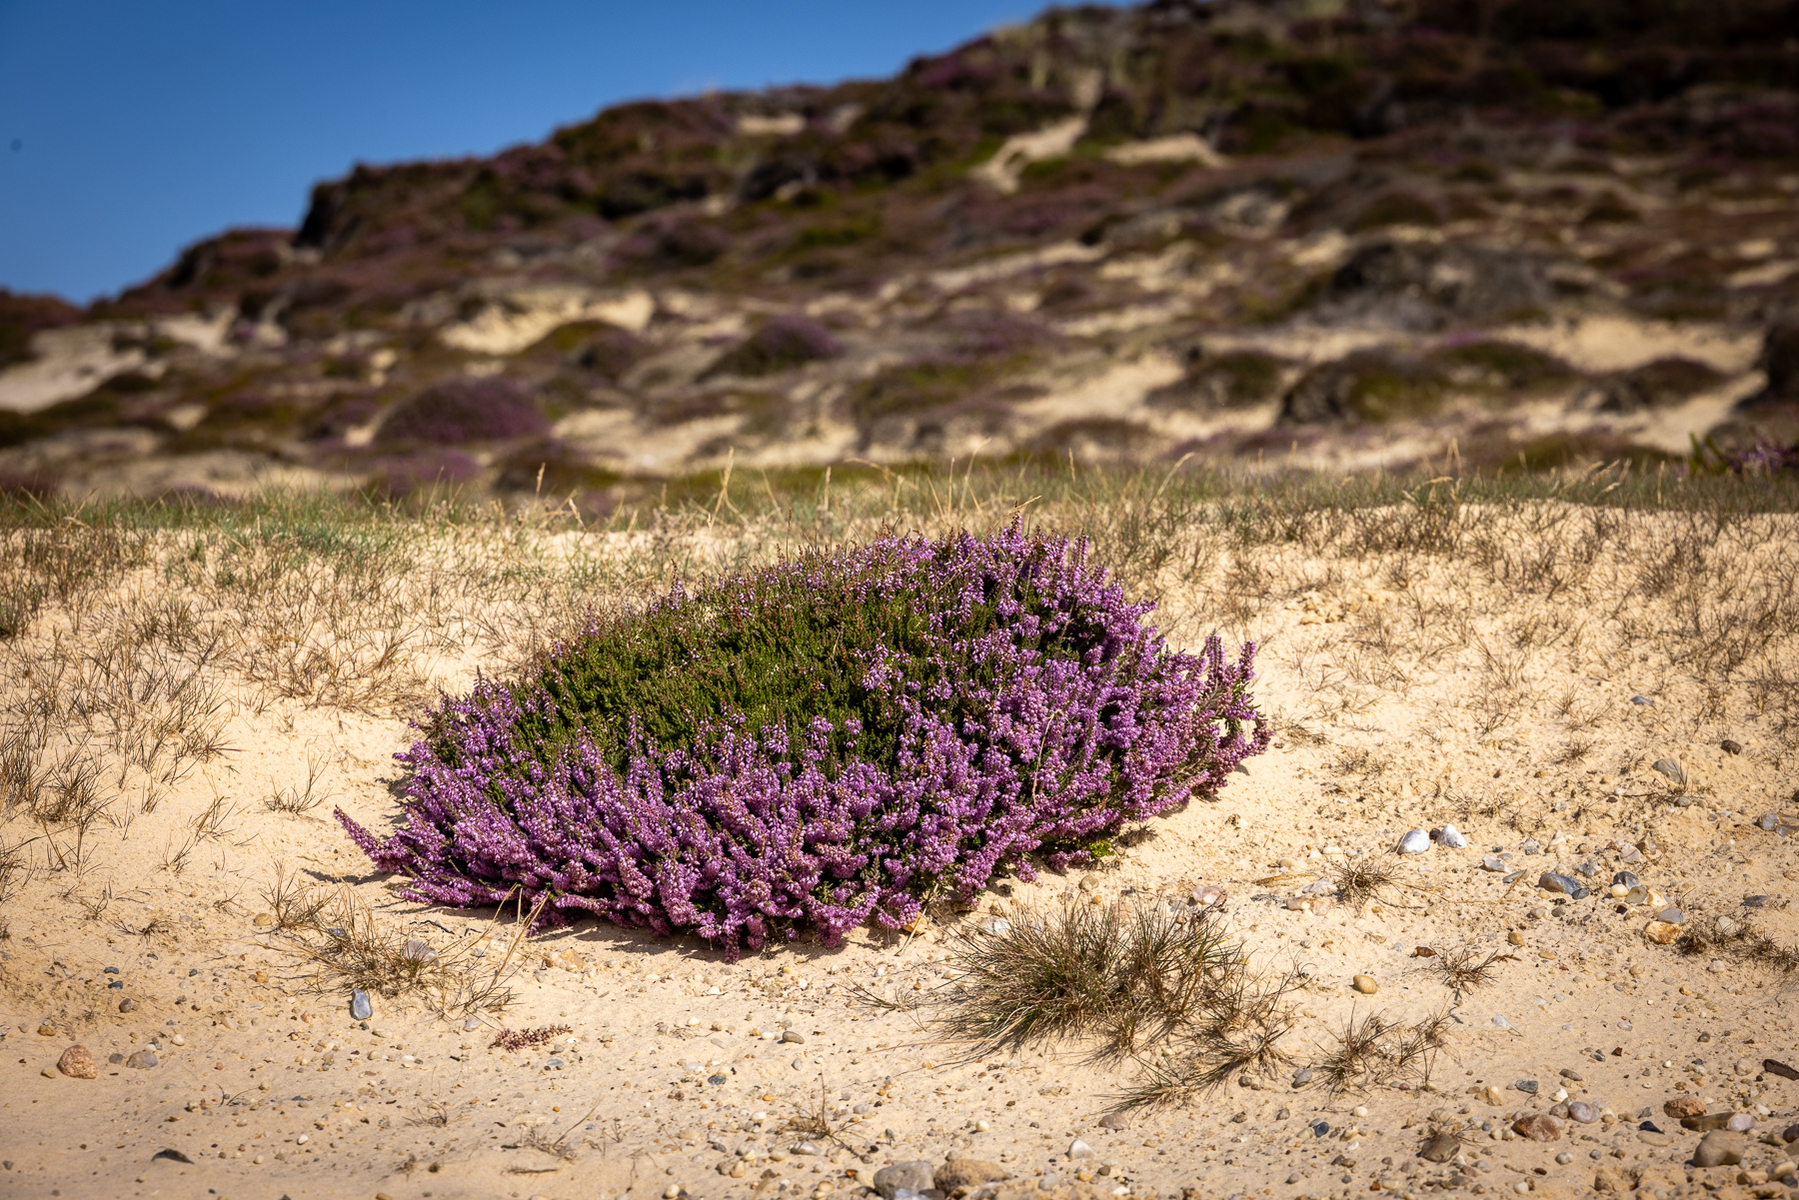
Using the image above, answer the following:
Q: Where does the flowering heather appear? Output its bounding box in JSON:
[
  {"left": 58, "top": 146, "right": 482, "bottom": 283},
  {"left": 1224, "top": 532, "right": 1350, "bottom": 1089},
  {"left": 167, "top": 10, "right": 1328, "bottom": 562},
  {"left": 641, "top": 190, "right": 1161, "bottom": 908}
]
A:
[{"left": 339, "top": 522, "right": 1269, "bottom": 958}]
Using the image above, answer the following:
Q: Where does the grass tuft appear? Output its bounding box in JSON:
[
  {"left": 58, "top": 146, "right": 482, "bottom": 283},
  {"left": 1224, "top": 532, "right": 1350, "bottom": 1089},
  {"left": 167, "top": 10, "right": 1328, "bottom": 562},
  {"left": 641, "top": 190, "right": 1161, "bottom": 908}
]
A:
[
  {"left": 1315, "top": 1009, "right": 1449, "bottom": 1094},
  {"left": 1329, "top": 856, "right": 1398, "bottom": 914}
]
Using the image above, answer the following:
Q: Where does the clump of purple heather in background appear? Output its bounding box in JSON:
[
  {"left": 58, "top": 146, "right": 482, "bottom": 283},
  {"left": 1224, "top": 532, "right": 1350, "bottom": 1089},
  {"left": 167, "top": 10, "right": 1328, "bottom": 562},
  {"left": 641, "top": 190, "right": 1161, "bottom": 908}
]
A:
[
  {"left": 375, "top": 376, "right": 546, "bottom": 446},
  {"left": 339, "top": 521, "right": 1270, "bottom": 959}
]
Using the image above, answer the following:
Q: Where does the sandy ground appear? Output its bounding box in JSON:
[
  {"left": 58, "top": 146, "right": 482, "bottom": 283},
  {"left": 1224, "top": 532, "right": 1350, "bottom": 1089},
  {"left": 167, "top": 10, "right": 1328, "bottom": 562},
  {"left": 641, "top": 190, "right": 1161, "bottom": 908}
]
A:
[{"left": 2, "top": 503, "right": 1798, "bottom": 1200}]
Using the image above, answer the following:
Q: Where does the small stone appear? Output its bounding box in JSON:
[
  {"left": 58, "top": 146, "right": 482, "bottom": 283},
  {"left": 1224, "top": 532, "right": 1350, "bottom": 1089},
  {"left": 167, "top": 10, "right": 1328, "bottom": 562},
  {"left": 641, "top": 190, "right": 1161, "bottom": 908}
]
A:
[
  {"left": 1665, "top": 1096, "right": 1706, "bottom": 1119},
  {"left": 1483, "top": 1085, "right": 1507, "bottom": 1105},
  {"left": 125, "top": 1050, "right": 158, "bottom": 1069},
  {"left": 872, "top": 1161, "right": 934, "bottom": 1200},
  {"left": 350, "top": 990, "right": 372, "bottom": 1021},
  {"left": 1692, "top": 1131, "right": 1747, "bottom": 1168},
  {"left": 1397, "top": 829, "right": 1431, "bottom": 855},
  {"left": 1309, "top": 1120, "right": 1331, "bottom": 1138},
  {"left": 1654, "top": 906, "right": 1684, "bottom": 925},
  {"left": 1419, "top": 1133, "right": 1461, "bottom": 1163},
  {"left": 1515, "top": 1079, "right": 1539, "bottom": 1094},
  {"left": 1556, "top": 1152, "right": 1574, "bottom": 1165},
  {"left": 1538, "top": 873, "right": 1582, "bottom": 896},
  {"left": 1559, "top": 1068, "right": 1584, "bottom": 1081},
  {"left": 56, "top": 1044, "right": 97, "bottom": 1079},
  {"left": 463, "top": 1017, "right": 482, "bottom": 1032},
  {"left": 1727, "top": 1113, "right": 1756, "bottom": 1132},
  {"left": 1483, "top": 856, "right": 1506, "bottom": 872},
  {"left": 1644, "top": 920, "right": 1679, "bottom": 944},
  {"left": 1638, "top": 1131, "right": 1672, "bottom": 1146},
  {"left": 118, "top": 998, "right": 137, "bottom": 1014},
  {"left": 1652, "top": 759, "right": 1687, "bottom": 787},
  {"left": 780, "top": 1031, "right": 805, "bottom": 1044},
  {"left": 1744, "top": 895, "right": 1774, "bottom": 909},
  {"left": 1513, "top": 1114, "right": 1563, "bottom": 1142},
  {"left": 1681, "top": 1113, "right": 1732, "bottom": 1132},
  {"left": 1716, "top": 915, "right": 1739, "bottom": 937},
  {"left": 1353, "top": 975, "right": 1379, "bottom": 994},
  {"left": 1785, "top": 1123, "right": 1799, "bottom": 1144},
  {"left": 935, "top": 1159, "right": 1008, "bottom": 1191},
  {"left": 1037, "top": 1175, "right": 1060, "bottom": 1192},
  {"left": 1630, "top": 695, "right": 1654, "bottom": 706},
  {"left": 1292, "top": 1068, "right": 1313, "bottom": 1087},
  {"left": 1507, "top": 930, "right": 1525, "bottom": 946},
  {"left": 1067, "top": 1139, "right": 1095, "bottom": 1160},
  {"left": 1436, "top": 825, "right": 1468, "bottom": 849},
  {"left": 1721, "top": 739, "right": 1743, "bottom": 755},
  {"left": 1099, "top": 1113, "right": 1129, "bottom": 1131},
  {"left": 252, "top": 913, "right": 275, "bottom": 927},
  {"left": 1568, "top": 1101, "right": 1601, "bottom": 1124},
  {"left": 1519, "top": 838, "right": 1541, "bottom": 855}
]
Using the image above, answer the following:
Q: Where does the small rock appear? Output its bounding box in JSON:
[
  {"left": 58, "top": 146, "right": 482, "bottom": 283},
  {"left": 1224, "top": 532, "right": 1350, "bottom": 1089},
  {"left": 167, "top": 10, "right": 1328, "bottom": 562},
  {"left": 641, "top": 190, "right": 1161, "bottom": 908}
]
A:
[
  {"left": 1680, "top": 1113, "right": 1732, "bottom": 1132},
  {"left": 780, "top": 1031, "right": 805, "bottom": 1045},
  {"left": 1638, "top": 1130, "right": 1672, "bottom": 1146},
  {"left": 935, "top": 1160, "right": 1008, "bottom": 1191},
  {"left": 1309, "top": 1120, "right": 1330, "bottom": 1138},
  {"left": 1556, "top": 1152, "right": 1574, "bottom": 1165},
  {"left": 1513, "top": 1114, "right": 1564, "bottom": 1142},
  {"left": 1292, "top": 1068, "right": 1313, "bottom": 1087},
  {"left": 350, "top": 990, "right": 372, "bottom": 1021},
  {"left": 117, "top": 998, "right": 137, "bottom": 1014},
  {"left": 1419, "top": 1133, "right": 1461, "bottom": 1163},
  {"left": 1665, "top": 1097, "right": 1706, "bottom": 1120},
  {"left": 1630, "top": 695, "right": 1654, "bottom": 706},
  {"left": 1721, "top": 739, "right": 1743, "bottom": 755},
  {"left": 1654, "top": 906, "right": 1684, "bottom": 925},
  {"left": 56, "top": 1044, "right": 97, "bottom": 1079},
  {"left": 1613, "top": 871, "right": 1641, "bottom": 889},
  {"left": 1783, "top": 1123, "right": 1799, "bottom": 1144},
  {"left": 1037, "top": 1175, "right": 1060, "bottom": 1191},
  {"left": 1397, "top": 829, "right": 1431, "bottom": 855},
  {"left": 872, "top": 1161, "right": 935, "bottom": 1200},
  {"left": 1483, "top": 855, "right": 1506, "bottom": 871},
  {"left": 125, "top": 1050, "right": 158, "bottom": 1069},
  {"left": 1436, "top": 825, "right": 1468, "bottom": 849},
  {"left": 252, "top": 913, "right": 275, "bottom": 928},
  {"left": 1692, "top": 1131, "right": 1747, "bottom": 1168},
  {"left": 1559, "top": 1068, "right": 1584, "bottom": 1081},
  {"left": 1644, "top": 920, "right": 1679, "bottom": 944},
  {"left": 1483, "top": 1085, "right": 1507, "bottom": 1105},
  {"left": 1727, "top": 1113, "right": 1756, "bottom": 1132},
  {"left": 1763, "top": 1058, "right": 1799, "bottom": 1081},
  {"left": 1538, "top": 873, "right": 1582, "bottom": 896},
  {"left": 1492, "top": 1013, "right": 1516, "bottom": 1030},
  {"left": 1716, "top": 915, "right": 1739, "bottom": 937},
  {"left": 1353, "top": 975, "right": 1379, "bottom": 995},
  {"left": 463, "top": 1017, "right": 482, "bottom": 1032},
  {"left": 1098, "top": 1113, "right": 1129, "bottom": 1131},
  {"left": 1568, "top": 1101, "right": 1601, "bottom": 1124},
  {"left": 1515, "top": 1079, "right": 1539, "bottom": 1094},
  {"left": 1067, "top": 1139, "right": 1095, "bottom": 1160},
  {"left": 1744, "top": 896, "right": 1774, "bottom": 909}
]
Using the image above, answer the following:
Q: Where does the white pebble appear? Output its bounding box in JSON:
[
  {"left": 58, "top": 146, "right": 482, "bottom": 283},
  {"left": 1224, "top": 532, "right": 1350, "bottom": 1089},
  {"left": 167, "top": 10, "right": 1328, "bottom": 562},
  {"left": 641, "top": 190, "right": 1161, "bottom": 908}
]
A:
[
  {"left": 1396, "top": 829, "right": 1431, "bottom": 855},
  {"left": 1437, "top": 825, "right": 1468, "bottom": 849}
]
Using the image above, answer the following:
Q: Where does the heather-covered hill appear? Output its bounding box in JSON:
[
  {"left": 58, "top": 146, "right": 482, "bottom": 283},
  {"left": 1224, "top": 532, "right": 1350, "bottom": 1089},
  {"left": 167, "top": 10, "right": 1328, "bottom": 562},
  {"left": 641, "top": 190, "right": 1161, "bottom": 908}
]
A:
[{"left": 4, "top": 0, "right": 1799, "bottom": 505}]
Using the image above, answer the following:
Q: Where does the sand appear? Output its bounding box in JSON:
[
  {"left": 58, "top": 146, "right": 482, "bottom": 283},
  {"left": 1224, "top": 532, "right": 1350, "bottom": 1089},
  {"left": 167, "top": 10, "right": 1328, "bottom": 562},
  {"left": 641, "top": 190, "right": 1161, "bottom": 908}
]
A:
[{"left": 2, "top": 501, "right": 1797, "bottom": 1200}]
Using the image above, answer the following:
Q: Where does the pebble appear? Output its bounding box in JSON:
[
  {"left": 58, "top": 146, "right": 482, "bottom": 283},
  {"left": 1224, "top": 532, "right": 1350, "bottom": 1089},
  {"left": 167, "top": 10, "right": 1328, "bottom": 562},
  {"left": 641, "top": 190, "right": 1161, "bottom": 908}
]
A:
[
  {"left": 1513, "top": 1114, "right": 1563, "bottom": 1142},
  {"left": 1559, "top": 1068, "right": 1584, "bottom": 1081},
  {"left": 1538, "top": 873, "right": 1585, "bottom": 897},
  {"left": 1556, "top": 1152, "right": 1574, "bottom": 1165},
  {"left": 872, "top": 1161, "right": 934, "bottom": 1200},
  {"left": 1483, "top": 1086, "right": 1506, "bottom": 1105},
  {"left": 1716, "top": 915, "right": 1739, "bottom": 937},
  {"left": 1519, "top": 838, "right": 1541, "bottom": 855},
  {"left": 1644, "top": 921, "right": 1679, "bottom": 944},
  {"left": 1483, "top": 856, "right": 1506, "bottom": 872},
  {"left": 1721, "top": 739, "right": 1743, "bottom": 755},
  {"left": 1293, "top": 1068, "right": 1313, "bottom": 1087},
  {"left": 1665, "top": 1097, "right": 1706, "bottom": 1119},
  {"left": 1568, "top": 1101, "right": 1601, "bottom": 1124},
  {"left": 1630, "top": 695, "right": 1654, "bottom": 706},
  {"left": 350, "top": 990, "right": 372, "bottom": 1021},
  {"left": 463, "top": 1017, "right": 482, "bottom": 1032},
  {"left": 780, "top": 1030, "right": 805, "bottom": 1044},
  {"left": 252, "top": 913, "right": 275, "bottom": 928},
  {"left": 1067, "top": 1139, "right": 1095, "bottom": 1160},
  {"left": 1516, "top": 1079, "right": 1539, "bottom": 1094},
  {"left": 1491, "top": 1013, "right": 1516, "bottom": 1030},
  {"left": 1099, "top": 1113, "right": 1129, "bottom": 1131},
  {"left": 1397, "top": 829, "right": 1431, "bottom": 855},
  {"left": 56, "top": 1045, "right": 97, "bottom": 1079},
  {"left": 1353, "top": 975, "right": 1379, "bottom": 994},
  {"left": 1727, "top": 1113, "right": 1756, "bottom": 1132},
  {"left": 1693, "top": 1131, "right": 1747, "bottom": 1168},
  {"left": 1743, "top": 895, "right": 1773, "bottom": 909},
  {"left": 125, "top": 1050, "right": 157, "bottom": 1069},
  {"left": 1309, "top": 1120, "right": 1331, "bottom": 1139},
  {"left": 1419, "top": 1133, "right": 1461, "bottom": 1163},
  {"left": 1436, "top": 825, "right": 1468, "bottom": 849},
  {"left": 117, "top": 998, "right": 137, "bottom": 1014},
  {"left": 1786, "top": 1124, "right": 1799, "bottom": 1144}
]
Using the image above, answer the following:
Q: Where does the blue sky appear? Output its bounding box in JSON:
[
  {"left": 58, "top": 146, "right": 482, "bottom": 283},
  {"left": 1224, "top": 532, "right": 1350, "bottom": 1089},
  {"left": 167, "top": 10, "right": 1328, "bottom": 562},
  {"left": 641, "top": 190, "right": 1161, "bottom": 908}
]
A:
[{"left": 0, "top": 2, "right": 1033, "bottom": 304}]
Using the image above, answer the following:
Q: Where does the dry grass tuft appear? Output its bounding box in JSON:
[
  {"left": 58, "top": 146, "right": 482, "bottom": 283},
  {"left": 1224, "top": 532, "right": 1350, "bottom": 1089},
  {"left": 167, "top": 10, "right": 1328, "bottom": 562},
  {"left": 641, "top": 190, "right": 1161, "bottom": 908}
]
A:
[
  {"left": 1434, "top": 944, "right": 1514, "bottom": 991},
  {"left": 934, "top": 895, "right": 1299, "bottom": 1109},
  {"left": 1676, "top": 919, "right": 1799, "bottom": 973},
  {"left": 1315, "top": 1009, "right": 1450, "bottom": 1094},
  {"left": 265, "top": 756, "right": 330, "bottom": 817},
  {"left": 260, "top": 864, "right": 330, "bottom": 933},
  {"left": 1329, "top": 856, "right": 1398, "bottom": 914}
]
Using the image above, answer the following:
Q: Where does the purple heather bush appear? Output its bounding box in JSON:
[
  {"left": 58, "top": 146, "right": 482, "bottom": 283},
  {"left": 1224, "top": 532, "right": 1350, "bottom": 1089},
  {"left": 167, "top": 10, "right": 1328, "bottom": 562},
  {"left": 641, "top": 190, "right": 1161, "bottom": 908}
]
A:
[
  {"left": 340, "top": 522, "right": 1269, "bottom": 958},
  {"left": 376, "top": 376, "right": 546, "bottom": 446}
]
